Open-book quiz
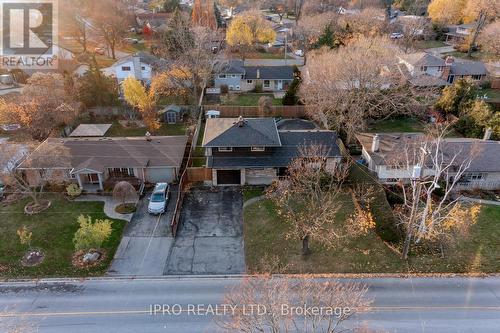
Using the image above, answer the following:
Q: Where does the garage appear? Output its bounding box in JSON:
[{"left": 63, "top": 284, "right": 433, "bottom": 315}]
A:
[
  {"left": 146, "top": 167, "right": 176, "bottom": 183},
  {"left": 217, "top": 170, "right": 241, "bottom": 185}
]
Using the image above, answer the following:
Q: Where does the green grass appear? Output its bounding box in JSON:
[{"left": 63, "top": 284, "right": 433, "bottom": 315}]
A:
[
  {"left": 368, "top": 118, "right": 426, "bottom": 133},
  {"left": 243, "top": 187, "right": 265, "bottom": 202},
  {"left": 244, "top": 199, "right": 500, "bottom": 274},
  {"left": 478, "top": 89, "right": 500, "bottom": 100},
  {"left": 106, "top": 122, "right": 186, "bottom": 137},
  {"left": 222, "top": 94, "right": 283, "bottom": 106},
  {"left": 0, "top": 196, "right": 126, "bottom": 279},
  {"left": 192, "top": 121, "right": 206, "bottom": 167},
  {"left": 414, "top": 40, "right": 446, "bottom": 50}
]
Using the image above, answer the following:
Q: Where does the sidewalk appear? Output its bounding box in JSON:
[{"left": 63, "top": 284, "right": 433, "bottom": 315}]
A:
[
  {"left": 458, "top": 196, "right": 500, "bottom": 206},
  {"left": 75, "top": 195, "right": 136, "bottom": 221}
]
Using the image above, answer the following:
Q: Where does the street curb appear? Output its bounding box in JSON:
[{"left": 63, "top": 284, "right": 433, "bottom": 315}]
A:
[{"left": 1, "top": 273, "right": 499, "bottom": 284}]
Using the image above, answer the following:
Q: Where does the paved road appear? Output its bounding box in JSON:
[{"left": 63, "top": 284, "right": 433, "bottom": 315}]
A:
[
  {"left": 0, "top": 277, "right": 498, "bottom": 332},
  {"left": 108, "top": 188, "right": 177, "bottom": 276}
]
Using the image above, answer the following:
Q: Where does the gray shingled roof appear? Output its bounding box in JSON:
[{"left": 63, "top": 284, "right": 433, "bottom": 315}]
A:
[
  {"left": 219, "top": 60, "right": 246, "bottom": 74},
  {"left": 69, "top": 124, "right": 112, "bottom": 137},
  {"left": 208, "top": 130, "right": 341, "bottom": 168},
  {"left": 244, "top": 66, "right": 295, "bottom": 80},
  {"left": 202, "top": 118, "right": 282, "bottom": 147},
  {"left": 450, "top": 59, "right": 487, "bottom": 76},
  {"left": 400, "top": 52, "right": 445, "bottom": 67},
  {"left": 18, "top": 136, "right": 188, "bottom": 172}
]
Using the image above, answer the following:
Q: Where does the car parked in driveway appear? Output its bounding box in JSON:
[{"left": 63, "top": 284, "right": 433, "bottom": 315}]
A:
[
  {"left": 148, "top": 183, "right": 170, "bottom": 214},
  {"left": 390, "top": 32, "right": 404, "bottom": 39}
]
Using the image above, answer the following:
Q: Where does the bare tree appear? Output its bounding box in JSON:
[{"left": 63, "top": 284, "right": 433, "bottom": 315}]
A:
[
  {"left": 393, "top": 125, "right": 482, "bottom": 259},
  {"left": 267, "top": 144, "right": 353, "bottom": 255},
  {"left": 478, "top": 20, "right": 500, "bottom": 58},
  {"left": 258, "top": 96, "right": 273, "bottom": 117},
  {"left": 112, "top": 181, "right": 138, "bottom": 206},
  {"left": 397, "top": 17, "right": 431, "bottom": 53},
  {"left": 300, "top": 36, "right": 435, "bottom": 143},
  {"left": 91, "top": 0, "right": 129, "bottom": 59},
  {"left": 216, "top": 275, "right": 372, "bottom": 333}
]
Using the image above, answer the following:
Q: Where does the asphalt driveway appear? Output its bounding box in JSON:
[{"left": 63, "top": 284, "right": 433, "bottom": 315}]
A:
[
  {"left": 164, "top": 187, "right": 245, "bottom": 275},
  {"left": 108, "top": 186, "right": 177, "bottom": 276}
]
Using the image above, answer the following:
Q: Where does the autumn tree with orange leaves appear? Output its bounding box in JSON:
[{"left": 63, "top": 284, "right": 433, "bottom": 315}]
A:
[{"left": 192, "top": 0, "right": 218, "bottom": 29}]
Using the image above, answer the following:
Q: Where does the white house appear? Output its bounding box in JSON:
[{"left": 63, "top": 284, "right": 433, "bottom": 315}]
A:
[
  {"left": 103, "top": 52, "right": 164, "bottom": 86},
  {"left": 356, "top": 132, "right": 500, "bottom": 190}
]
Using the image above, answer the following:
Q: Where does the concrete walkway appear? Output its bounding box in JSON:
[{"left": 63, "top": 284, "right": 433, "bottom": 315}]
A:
[
  {"left": 75, "top": 195, "right": 136, "bottom": 222},
  {"left": 243, "top": 195, "right": 266, "bottom": 208},
  {"left": 458, "top": 196, "right": 500, "bottom": 206}
]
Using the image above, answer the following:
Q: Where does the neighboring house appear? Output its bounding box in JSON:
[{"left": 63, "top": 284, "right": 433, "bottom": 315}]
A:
[
  {"left": 356, "top": 132, "right": 500, "bottom": 190},
  {"left": 399, "top": 53, "right": 487, "bottom": 86},
  {"left": 445, "top": 23, "right": 475, "bottom": 45},
  {"left": 214, "top": 60, "right": 295, "bottom": 92},
  {"left": 0, "top": 139, "right": 29, "bottom": 174},
  {"left": 17, "top": 136, "right": 188, "bottom": 191},
  {"left": 202, "top": 117, "right": 342, "bottom": 186},
  {"left": 103, "top": 52, "right": 166, "bottom": 86}
]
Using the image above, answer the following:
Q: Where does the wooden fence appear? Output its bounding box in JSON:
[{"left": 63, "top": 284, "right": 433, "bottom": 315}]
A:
[
  {"left": 204, "top": 105, "right": 307, "bottom": 118},
  {"left": 187, "top": 167, "right": 213, "bottom": 182}
]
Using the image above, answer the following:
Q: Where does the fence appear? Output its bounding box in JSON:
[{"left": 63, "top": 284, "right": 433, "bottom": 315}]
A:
[
  {"left": 187, "top": 167, "right": 213, "bottom": 182},
  {"left": 203, "top": 105, "right": 307, "bottom": 118}
]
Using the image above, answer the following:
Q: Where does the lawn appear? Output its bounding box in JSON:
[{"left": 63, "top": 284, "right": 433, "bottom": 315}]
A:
[
  {"left": 106, "top": 122, "right": 187, "bottom": 137},
  {"left": 244, "top": 198, "right": 500, "bottom": 274},
  {"left": 243, "top": 187, "right": 265, "bottom": 202},
  {"left": 0, "top": 196, "right": 126, "bottom": 279},
  {"left": 222, "top": 94, "right": 283, "bottom": 106},
  {"left": 192, "top": 121, "right": 206, "bottom": 168},
  {"left": 478, "top": 88, "right": 500, "bottom": 100},
  {"left": 368, "top": 118, "right": 426, "bottom": 133},
  {"left": 414, "top": 40, "right": 446, "bottom": 50}
]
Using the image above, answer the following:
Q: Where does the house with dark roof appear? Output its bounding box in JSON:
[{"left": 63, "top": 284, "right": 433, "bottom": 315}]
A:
[
  {"left": 445, "top": 23, "right": 475, "bottom": 45},
  {"left": 356, "top": 132, "right": 500, "bottom": 190},
  {"left": 214, "top": 60, "right": 295, "bottom": 92},
  {"left": 17, "top": 136, "right": 188, "bottom": 191},
  {"left": 399, "top": 53, "right": 487, "bottom": 86},
  {"left": 202, "top": 117, "right": 342, "bottom": 185}
]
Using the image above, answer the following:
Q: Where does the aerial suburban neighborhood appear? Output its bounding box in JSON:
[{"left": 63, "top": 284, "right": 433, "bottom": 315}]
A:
[{"left": 0, "top": 0, "right": 499, "bottom": 332}]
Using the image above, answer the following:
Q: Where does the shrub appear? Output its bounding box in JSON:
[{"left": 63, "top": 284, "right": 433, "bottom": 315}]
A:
[
  {"left": 17, "top": 225, "right": 32, "bottom": 249},
  {"left": 254, "top": 83, "right": 263, "bottom": 93},
  {"left": 66, "top": 184, "right": 82, "bottom": 198},
  {"left": 220, "top": 84, "right": 229, "bottom": 94},
  {"left": 73, "top": 215, "right": 113, "bottom": 251}
]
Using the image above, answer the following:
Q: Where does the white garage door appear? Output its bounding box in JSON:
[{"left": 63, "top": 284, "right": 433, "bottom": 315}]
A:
[
  {"left": 246, "top": 168, "right": 277, "bottom": 185},
  {"left": 146, "top": 168, "right": 175, "bottom": 183}
]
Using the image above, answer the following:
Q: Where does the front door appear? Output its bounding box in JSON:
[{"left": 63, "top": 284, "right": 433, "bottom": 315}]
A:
[
  {"left": 275, "top": 80, "right": 283, "bottom": 91},
  {"left": 87, "top": 173, "right": 99, "bottom": 184}
]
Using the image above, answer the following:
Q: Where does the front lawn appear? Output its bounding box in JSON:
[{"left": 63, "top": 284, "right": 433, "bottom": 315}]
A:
[
  {"left": 414, "top": 40, "right": 446, "bottom": 50},
  {"left": 246, "top": 52, "right": 286, "bottom": 59},
  {"left": 106, "top": 122, "right": 187, "bottom": 137},
  {"left": 244, "top": 198, "right": 500, "bottom": 274},
  {"left": 0, "top": 196, "right": 126, "bottom": 279},
  {"left": 222, "top": 94, "right": 283, "bottom": 106},
  {"left": 368, "top": 118, "right": 426, "bottom": 133}
]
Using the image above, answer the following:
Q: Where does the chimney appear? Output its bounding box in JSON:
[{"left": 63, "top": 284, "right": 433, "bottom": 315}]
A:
[
  {"left": 441, "top": 56, "right": 454, "bottom": 80},
  {"left": 483, "top": 127, "right": 493, "bottom": 140},
  {"left": 236, "top": 116, "right": 245, "bottom": 127},
  {"left": 371, "top": 134, "right": 380, "bottom": 152},
  {"left": 256, "top": 69, "right": 260, "bottom": 79}
]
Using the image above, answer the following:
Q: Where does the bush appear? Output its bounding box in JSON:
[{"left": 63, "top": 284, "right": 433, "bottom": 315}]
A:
[
  {"left": 220, "top": 84, "right": 229, "bottom": 94},
  {"left": 66, "top": 184, "right": 82, "bottom": 198},
  {"left": 73, "top": 215, "right": 113, "bottom": 252},
  {"left": 254, "top": 83, "right": 263, "bottom": 93}
]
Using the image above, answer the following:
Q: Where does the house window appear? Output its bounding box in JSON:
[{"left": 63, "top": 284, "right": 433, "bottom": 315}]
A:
[
  {"left": 68, "top": 171, "right": 76, "bottom": 179},
  {"left": 218, "top": 147, "right": 233, "bottom": 152},
  {"left": 141, "top": 66, "right": 146, "bottom": 70},
  {"left": 264, "top": 80, "right": 270, "bottom": 88},
  {"left": 471, "top": 75, "right": 482, "bottom": 80},
  {"left": 247, "top": 80, "right": 253, "bottom": 84},
  {"left": 218, "top": 74, "right": 227, "bottom": 79},
  {"left": 108, "top": 168, "right": 135, "bottom": 178},
  {"left": 122, "top": 66, "right": 131, "bottom": 71},
  {"left": 420, "top": 66, "right": 428, "bottom": 71},
  {"left": 251, "top": 147, "right": 265, "bottom": 152},
  {"left": 387, "top": 165, "right": 405, "bottom": 170},
  {"left": 236, "top": 85, "right": 241, "bottom": 90},
  {"left": 229, "top": 85, "right": 234, "bottom": 90},
  {"left": 437, "top": 66, "right": 443, "bottom": 72},
  {"left": 231, "top": 74, "right": 237, "bottom": 78},
  {"left": 462, "top": 172, "right": 485, "bottom": 181}
]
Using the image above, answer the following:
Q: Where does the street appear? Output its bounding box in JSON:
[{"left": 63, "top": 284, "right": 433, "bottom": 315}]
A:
[{"left": 0, "top": 276, "right": 499, "bottom": 332}]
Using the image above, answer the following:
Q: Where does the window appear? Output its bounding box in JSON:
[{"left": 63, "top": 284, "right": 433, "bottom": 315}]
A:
[
  {"left": 472, "top": 75, "right": 483, "bottom": 80},
  {"left": 264, "top": 80, "right": 270, "bottom": 88},
  {"left": 218, "top": 147, "right": 233, "bottom": 152},
  {"left": 122, "top": 66, "right": 131, "bottom": 71},
  {"left": 218, "top": 74, "right": 226, "bottom": 79},
  {"left": 108, "top": 168, "right": 135, "bottom": 178},
  {"left": 141, "top": 66, "right": 146, "bottom": 70},
  {"left": 387, "top": 165, "right": 405, "bottom": 170},
  {"left": 229, "top": 85, "right": 234, "bottom": 90},
  {"left": 420, "top": 66, "right": 428, "bottom": 71},
  {"left": 437, "top": 66, "right": 443, "bottom": 72},
  {"left": 462, "top": 172, "right": 485, "bottom": 181},
  {"left": 251, "top": 147, "right": 265, "bottom": 152},
  {"left": 236, "top": 85, "right": 241, "bottom": 90},
  {"left": 68, "top": 171, "right": 76, "bottom": 179},
  {"left": 247, "top": 80, "right": 253, "bottom": 84},
  {"left": 231, "top": 74, "right": 237, "bottom": 78}
]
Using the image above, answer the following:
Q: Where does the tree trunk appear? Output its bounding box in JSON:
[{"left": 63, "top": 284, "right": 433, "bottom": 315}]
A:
[
  {"left": 402, "top": 230, "right": 412, "bottom": 260},
  {"left": 302, "top": 235, "right": 310, "bottom": 255},
  {"left": 467, "top": 11, "right": 486, "bottom": 58}
]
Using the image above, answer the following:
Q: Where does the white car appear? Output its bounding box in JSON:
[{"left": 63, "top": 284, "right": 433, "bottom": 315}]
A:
[
  {"left": 148, "top": 183, "right": 170, "bottom": 215},
  {"left": 294, "top": 49, "right": 304, "bottom": 57},
  {"left": 390, "top": 32, "right": 404, "bottom": 39}
]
